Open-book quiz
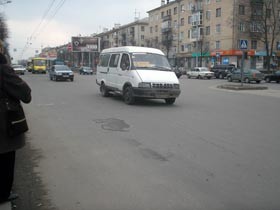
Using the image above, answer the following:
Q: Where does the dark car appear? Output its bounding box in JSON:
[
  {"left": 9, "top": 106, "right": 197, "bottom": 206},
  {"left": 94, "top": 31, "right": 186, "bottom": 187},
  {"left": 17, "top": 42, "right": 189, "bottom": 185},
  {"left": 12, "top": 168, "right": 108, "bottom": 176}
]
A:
[
  {"left": 227, "top": 69, "right": 263, "bottom": 83},
  {"left": 79, "top": 66, "right": 93, "bottom": 75},
  {"left": 264, "top": 70, "right": 280, "bottom": 83},
  {"left": 211, "top": 64, "right": 236, "bottom": 79},
  {"left": 172, "top": 66, "right": 186, "bottom": 79},
  {"left": 49, "top": 65, "right": 74, "bottom": 81}
]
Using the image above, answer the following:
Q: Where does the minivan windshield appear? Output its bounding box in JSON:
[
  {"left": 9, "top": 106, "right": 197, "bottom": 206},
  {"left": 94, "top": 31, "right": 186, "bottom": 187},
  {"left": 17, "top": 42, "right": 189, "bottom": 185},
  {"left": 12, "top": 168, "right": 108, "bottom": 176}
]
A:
[{"left": 131, "top": 53, "right": 171, "bottom": 71}]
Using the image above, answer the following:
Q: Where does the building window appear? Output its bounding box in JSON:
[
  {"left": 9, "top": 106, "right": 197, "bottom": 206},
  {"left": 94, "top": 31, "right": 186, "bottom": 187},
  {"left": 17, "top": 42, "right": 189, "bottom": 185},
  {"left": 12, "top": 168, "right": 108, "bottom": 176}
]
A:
[
  {"left": 239, "top": 22, "right": 246, "bottom": 32},
  {"left": 141, "top": 26, "right": 145, "bottom": 32},
  {"left": 216, "top": 24, "right": 221, "bottom": 33},
  {"left": 266, "top": 9, "right": 271, "bottom": 18},
  {"left": 174, "top": 20, "right": 177, "bottom": 28},
  {"left": 150, "top": 27, "right": 153, "bottom": 33},
  {"left": 141, "top": 35, "right": 145, "bottom": 40},
  {"left": 251, "top": 40, "right": 257, "bottom": 49},
  {"left": 239, "top": 5, "right": 245, "bottom": 15},
  {"left": 216, "top": 0, "right": 221, "bottom": 2},
  {"left": 180, "top": 18, "right": 184, "bottom": 26},
  {"left": 276, "top": 41, "right": 280, "bottom": 50},
  {"left": 181, "top": 45, "right": 185, "bottom": 52},
  {"left": 180, "top": 32, "right": 184, "bottom": 40},
  {"left": 155, "top": 25, "right": 158, "bottom": 32},
  {"left": 206, "top": 10, "right": 211, "bottom": 20},
  {"left": 174, "top": 7, "right": 177, "bottom": 15},
  {"left": 250, "top": 22, "right": 261, "bottom": 32},
  {"left": 161, "top": 11, "right": 164, "bottom": 18},
  {"left": 216, "top": 8, "right": 221, "bottom": 17},
  {"left": 205, "top": 0, "right": 211, "bottom": 4},
  {"left": 216, "top": 41, "right": 221, "bottom": 49},
  {"left": 206, "top": 26, "right": 210, "bottom": 35},
  {"left": 188, "top": 16, "right": 192, "bottom": 24},
  {"left": 181, "top": 4, "right": 185, "bottom": 12}
]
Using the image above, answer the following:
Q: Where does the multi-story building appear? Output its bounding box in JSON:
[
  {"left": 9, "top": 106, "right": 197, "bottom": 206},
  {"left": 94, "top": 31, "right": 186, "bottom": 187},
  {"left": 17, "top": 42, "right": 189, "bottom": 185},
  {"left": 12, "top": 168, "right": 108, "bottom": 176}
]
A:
[
  {"left": 148, "top": 0, "right": 280, "bottom": 70},
  {"left": 96, "top": 18, "right": 149, "bottom": 50}
]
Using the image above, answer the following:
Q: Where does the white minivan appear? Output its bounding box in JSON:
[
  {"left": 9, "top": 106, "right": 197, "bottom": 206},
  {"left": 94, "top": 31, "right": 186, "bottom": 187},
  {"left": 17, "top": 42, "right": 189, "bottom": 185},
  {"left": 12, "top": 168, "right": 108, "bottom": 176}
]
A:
[{"left": 96, "top": 46, "right": 181, "bottom": 105}]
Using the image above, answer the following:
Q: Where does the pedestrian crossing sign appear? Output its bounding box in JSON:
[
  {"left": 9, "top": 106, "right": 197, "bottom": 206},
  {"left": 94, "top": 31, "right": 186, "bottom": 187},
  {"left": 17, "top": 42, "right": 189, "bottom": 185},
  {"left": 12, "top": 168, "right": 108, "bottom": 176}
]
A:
[{"left": 240, "top": 40, "right": 248, "bottom": 50}]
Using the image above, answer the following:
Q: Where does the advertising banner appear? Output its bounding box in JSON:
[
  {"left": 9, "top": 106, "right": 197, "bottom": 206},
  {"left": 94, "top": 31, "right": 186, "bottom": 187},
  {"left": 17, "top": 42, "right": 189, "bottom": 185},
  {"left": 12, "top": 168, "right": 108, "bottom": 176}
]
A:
[{"left": 71, "top": 37, "right": 100, "bottom": 52}]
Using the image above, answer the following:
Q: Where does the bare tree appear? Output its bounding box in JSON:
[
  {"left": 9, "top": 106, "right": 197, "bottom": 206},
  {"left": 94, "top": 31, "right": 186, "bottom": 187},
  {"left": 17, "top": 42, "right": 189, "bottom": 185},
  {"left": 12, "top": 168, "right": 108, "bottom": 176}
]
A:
[{"left": 251, "top": 0, "right": 280, "bottom": 72}]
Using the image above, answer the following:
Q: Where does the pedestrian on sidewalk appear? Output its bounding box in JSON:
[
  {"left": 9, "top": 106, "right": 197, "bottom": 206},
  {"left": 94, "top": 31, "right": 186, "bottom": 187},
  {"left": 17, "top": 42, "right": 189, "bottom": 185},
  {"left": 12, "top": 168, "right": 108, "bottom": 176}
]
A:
[{"left": 0, "top": 39, "right": 32, "bottom": 204}]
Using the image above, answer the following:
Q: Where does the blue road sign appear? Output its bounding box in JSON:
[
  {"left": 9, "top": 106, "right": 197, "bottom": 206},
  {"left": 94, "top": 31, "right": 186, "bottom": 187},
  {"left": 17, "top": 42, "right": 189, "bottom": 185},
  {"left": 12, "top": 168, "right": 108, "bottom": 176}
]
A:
[{"left": 240, "top": 40, "right": 248, "bottom": 50}]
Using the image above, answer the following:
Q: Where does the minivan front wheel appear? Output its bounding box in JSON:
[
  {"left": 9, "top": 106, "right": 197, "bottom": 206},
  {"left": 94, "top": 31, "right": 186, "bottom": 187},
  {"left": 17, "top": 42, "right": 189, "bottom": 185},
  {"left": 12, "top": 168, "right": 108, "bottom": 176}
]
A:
[
  {"left": 165, "top": 98, "right": 176, "bottom": 105},
  {"left": 123, "top": 86, "right": 135, "bottom": 105}
]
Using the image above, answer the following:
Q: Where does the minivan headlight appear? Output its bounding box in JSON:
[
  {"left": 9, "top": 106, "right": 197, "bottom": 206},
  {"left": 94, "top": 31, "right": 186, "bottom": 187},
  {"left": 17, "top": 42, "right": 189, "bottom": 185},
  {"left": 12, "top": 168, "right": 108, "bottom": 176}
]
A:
[
  {"left": 138, "top": 82, "right": 151, "bottom": 88},
  {"left": 173, "top": 84, "right": 180, "bottom": 89}
]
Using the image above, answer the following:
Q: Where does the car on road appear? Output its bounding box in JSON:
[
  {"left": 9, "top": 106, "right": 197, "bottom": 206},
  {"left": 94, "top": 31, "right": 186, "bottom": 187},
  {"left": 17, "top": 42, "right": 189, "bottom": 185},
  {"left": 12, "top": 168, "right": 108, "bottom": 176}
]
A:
[
  {"left": 264, "top": 70, "right": 280, "bottom": 83},
  {"left": 211, "top": 64, "right": 236, "bottom": 79},
  {"left": 79, "top": 66, "right": 93, "bottom": 75},
  {"left": 12, "top": 64, "right": 26, "bottom": 75},
  {"left": 187, "top": 67, "right": 214, "bottom": 79},
  {"left": 227, "top": 69, "right": 263, "bottom": 83},
  {"left": 49, "top": 65, "right": 74, "bottom": 81}
]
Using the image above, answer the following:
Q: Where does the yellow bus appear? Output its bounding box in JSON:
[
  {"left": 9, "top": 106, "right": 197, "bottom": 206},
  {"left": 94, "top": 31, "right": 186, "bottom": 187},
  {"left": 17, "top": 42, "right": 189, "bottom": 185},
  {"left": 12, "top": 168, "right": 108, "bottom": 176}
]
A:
[{"left": 32, "top": 57, "right": 47, "bottom": 74}]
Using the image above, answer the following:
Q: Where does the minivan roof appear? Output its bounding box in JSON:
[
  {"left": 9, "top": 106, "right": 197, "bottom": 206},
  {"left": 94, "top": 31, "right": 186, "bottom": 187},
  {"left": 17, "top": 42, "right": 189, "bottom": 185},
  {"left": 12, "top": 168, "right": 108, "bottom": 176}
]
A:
[{"left": 101, "top": 46, "right": 165, "bottom": 55}]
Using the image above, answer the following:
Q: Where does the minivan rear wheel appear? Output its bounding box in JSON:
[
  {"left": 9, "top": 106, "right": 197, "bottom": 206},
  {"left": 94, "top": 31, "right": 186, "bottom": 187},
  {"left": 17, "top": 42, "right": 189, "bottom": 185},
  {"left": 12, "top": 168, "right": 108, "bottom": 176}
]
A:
[
  {"left": 100, "top": 83, "right": 109, "bottom": 97},
  {"left": 123, "top": 86, "right": 135, "bottom": 105}
]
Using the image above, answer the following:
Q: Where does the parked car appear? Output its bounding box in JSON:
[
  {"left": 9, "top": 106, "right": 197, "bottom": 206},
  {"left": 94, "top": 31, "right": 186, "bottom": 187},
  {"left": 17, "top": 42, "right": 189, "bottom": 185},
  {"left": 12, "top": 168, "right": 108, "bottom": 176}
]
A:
[
  {"left": 12, "top": 64, "right": 26, "bottom": 75},
  {"left": 49, "top": 65, "right": 74, "bottom": 81},
  {"left": 227, "top": 69, "right": 263, "bottom": 83},
  {"left": 211, "top": 64, "right": 236, "bottom": 79},
  {"left": 172, "top": 66, "right": 186, "bottom": 78},
  {"left": 264, "top": 70, "right": 280, "bottom": 83},
  {"left": 187, "top": 67, "right": 214, "bottom": 79},
  {"left": 79, "top": 66, "right": 93, "bottom": 75}
]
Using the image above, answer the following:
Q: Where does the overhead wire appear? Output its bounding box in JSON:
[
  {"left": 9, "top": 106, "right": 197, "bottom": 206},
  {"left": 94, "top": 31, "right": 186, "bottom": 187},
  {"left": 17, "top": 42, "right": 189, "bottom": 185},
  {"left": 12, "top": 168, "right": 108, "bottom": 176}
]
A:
[{"left": 20, "top": 0, "right": 67, "bottom": 59}]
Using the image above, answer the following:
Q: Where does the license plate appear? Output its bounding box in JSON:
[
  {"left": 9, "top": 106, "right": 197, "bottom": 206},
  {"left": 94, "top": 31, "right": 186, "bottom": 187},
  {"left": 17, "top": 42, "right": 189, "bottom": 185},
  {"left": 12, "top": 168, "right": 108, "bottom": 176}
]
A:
[{"left": 63, "top": 75, "right": 69, "bottom": 77}]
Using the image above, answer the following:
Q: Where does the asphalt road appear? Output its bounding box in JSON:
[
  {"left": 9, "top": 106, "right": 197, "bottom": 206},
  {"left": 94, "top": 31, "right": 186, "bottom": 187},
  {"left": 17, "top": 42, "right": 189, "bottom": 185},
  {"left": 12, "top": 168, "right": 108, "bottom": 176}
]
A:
[{"left": 12, "top": 73, "right": 280, "bottom": 210}]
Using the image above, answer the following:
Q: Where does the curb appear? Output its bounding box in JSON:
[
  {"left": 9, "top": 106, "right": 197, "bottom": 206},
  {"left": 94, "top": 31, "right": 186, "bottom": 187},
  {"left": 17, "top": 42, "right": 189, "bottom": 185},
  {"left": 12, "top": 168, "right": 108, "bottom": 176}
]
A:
[{"left": 217, "top": 84, "right": 268, "bottom": 91}]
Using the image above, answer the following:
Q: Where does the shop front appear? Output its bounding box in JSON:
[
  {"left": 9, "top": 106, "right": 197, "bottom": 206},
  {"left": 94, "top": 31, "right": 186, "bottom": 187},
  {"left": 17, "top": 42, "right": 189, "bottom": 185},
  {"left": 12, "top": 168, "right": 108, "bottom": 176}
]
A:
[{"left": 210, "top": 49, "right": 255, "bottom": 69}]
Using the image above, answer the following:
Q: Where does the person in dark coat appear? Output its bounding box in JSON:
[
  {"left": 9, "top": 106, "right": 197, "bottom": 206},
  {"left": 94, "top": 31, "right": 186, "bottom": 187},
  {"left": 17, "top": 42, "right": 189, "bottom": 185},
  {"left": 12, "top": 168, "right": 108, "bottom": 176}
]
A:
[{"left": 0, "top": 41, "right": 32, "bottom": 203}]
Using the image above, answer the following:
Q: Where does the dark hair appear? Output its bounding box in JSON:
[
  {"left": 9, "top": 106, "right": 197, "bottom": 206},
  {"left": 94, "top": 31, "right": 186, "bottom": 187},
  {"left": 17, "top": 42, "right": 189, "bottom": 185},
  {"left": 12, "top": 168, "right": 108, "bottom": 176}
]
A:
[{"left": 0, "top": 52, "right": 8, "bottom": 64}]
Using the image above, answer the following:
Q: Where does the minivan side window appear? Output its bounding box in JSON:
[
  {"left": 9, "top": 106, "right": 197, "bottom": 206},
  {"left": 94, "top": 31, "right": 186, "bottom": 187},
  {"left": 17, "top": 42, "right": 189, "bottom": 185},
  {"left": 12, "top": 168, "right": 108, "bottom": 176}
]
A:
[
  {"left": 99, "top": 54, "right": 110, "bottom": 67},
  {"left": 120, "top": 53, "right": 130, "bottom": 70},
  {"left": 109, "top": 54, "right": 120, "bottom": 68}
]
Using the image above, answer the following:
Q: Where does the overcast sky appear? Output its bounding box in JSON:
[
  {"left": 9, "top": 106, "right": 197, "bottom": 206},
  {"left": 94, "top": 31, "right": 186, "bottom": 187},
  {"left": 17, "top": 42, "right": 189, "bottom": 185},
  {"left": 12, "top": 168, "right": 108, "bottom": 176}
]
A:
[{"left": 1, "top": 0, "right": 161, "bottom": 62}]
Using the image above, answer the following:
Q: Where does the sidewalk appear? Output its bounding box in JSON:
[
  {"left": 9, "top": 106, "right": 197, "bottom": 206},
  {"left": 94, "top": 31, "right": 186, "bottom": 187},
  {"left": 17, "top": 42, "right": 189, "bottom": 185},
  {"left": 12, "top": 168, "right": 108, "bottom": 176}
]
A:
[{"left": 0, "top": 202, "right": 11, "bottom": 210}]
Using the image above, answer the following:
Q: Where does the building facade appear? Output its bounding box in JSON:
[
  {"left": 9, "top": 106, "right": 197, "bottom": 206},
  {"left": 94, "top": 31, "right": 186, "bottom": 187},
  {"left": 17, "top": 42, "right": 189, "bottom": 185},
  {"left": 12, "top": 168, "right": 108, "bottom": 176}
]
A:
[
  {"left": 148, "top": 0, "right": 280, "bottom": 70},
  {"left": 96, "top": 18, "right": 149, "bottom": 50}
]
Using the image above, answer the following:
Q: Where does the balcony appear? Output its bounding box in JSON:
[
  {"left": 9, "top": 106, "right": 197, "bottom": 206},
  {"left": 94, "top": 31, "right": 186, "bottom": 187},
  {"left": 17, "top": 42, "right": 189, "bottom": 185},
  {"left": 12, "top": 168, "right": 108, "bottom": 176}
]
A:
[
  {"left": 162, "top": 27, "right": 172, "bottom": 33},
  {"left": 250, "top": 31, "right": 262, "bottom": 39},
  {"left": 162, "top": 15, "right": 171, "bottom": 22}
]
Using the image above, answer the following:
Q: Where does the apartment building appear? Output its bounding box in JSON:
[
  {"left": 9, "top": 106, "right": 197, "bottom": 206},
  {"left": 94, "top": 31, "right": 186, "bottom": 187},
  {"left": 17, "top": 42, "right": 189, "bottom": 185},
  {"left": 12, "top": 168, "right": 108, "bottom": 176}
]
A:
[
  {"left": 148, "top": 0, "right": 280, "bottom": 69},
  {"left": 96, "top": 18, "right": 149, "bottom": 50}
]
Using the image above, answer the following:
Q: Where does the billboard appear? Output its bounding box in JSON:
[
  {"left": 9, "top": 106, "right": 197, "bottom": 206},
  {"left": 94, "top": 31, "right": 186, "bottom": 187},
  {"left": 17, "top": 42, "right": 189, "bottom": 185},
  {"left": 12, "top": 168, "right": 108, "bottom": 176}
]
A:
[{"left": 71, "top": 37, "right": 100, "bottom": 52}]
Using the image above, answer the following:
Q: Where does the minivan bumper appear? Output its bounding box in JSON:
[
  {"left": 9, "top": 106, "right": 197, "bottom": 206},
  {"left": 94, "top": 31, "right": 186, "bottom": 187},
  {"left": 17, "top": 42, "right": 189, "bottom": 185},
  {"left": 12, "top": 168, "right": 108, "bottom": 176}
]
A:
[{"left": 132, "top": 88, "right": 181, "bottom": 99}]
